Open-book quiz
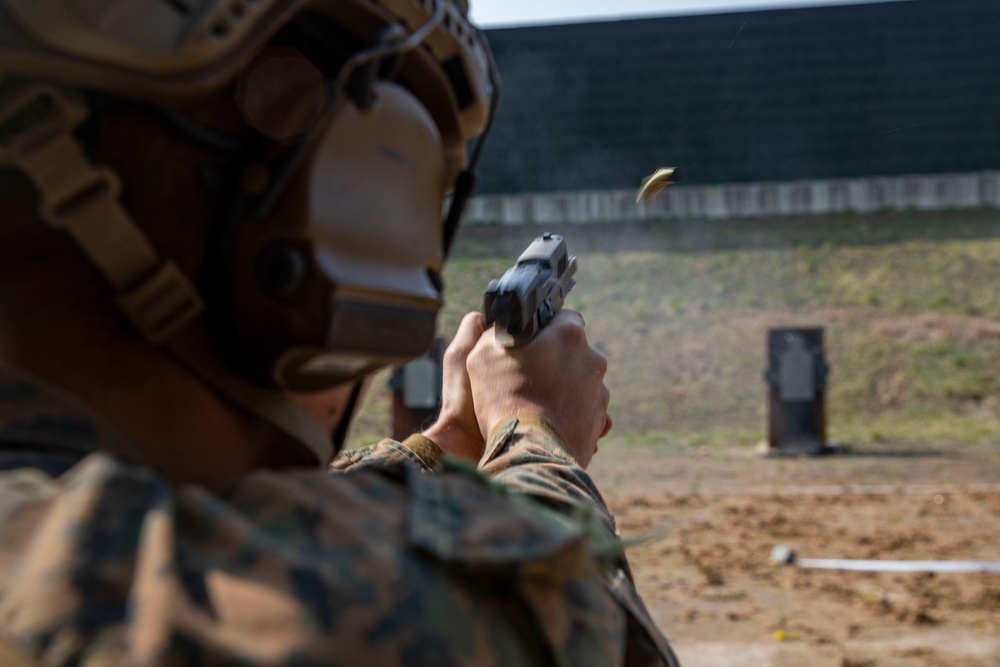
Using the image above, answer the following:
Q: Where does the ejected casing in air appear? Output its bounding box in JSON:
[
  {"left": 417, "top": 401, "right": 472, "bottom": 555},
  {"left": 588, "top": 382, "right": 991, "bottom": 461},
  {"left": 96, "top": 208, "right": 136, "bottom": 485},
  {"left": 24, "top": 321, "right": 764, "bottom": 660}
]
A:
[{"left": 636, "top": 167, "right": 680, "bottom": 204}]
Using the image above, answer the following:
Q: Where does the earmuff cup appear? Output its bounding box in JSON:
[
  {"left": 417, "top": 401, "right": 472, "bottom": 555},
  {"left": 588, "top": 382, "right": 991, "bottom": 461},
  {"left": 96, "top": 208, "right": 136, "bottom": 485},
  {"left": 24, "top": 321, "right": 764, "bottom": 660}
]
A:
[{"left": 222, "top": 81, "right": 448, "bottom": 392}]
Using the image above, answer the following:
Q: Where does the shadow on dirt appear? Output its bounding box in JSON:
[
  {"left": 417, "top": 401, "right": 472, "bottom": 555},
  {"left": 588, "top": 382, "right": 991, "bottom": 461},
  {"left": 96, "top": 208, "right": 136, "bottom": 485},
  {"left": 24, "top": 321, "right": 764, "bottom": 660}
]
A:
[{"left": 832, "top": 447, "right": 949, "bottom": 458}]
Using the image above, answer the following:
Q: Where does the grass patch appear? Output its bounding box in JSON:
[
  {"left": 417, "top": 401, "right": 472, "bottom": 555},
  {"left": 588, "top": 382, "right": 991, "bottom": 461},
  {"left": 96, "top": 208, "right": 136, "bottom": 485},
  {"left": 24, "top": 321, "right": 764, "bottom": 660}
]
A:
[{"left": 347, "top": 209, "right": 1000, "bottom": 452}]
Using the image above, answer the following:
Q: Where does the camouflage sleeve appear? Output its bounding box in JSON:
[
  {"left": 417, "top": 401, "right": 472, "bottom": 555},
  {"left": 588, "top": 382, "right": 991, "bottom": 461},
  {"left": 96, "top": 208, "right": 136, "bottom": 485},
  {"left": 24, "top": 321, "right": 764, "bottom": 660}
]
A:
[
  {"left": 329, "top": 435, "right": 443, "bottom": 472},
  {"left": 332, "top": 417, "right": 613, "bottom": 532},
  {"left": 329, "top": 424, "right": 680, "bottom": 666},
  {"left": 476, "top": 415, "right": 617, "bottom": 532},
  {"left": 477, "top": 416, "right": 682, "bottom": 667},
  {"left": 0, "top": 451, "right": 674, "bottom": 667}
]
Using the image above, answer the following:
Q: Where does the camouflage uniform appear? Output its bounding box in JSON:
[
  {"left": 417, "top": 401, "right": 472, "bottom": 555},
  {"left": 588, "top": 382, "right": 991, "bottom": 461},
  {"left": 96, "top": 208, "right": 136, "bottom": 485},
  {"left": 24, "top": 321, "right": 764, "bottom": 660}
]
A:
[{"left": 0, "top": 365, "right": 678, "bottom": 666}]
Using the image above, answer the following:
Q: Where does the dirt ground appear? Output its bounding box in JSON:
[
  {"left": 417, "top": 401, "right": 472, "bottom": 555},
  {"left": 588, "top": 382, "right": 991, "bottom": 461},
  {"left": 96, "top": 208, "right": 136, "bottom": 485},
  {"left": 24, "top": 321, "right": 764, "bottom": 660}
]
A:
[
  {"left": 591, "top": 444, "right": 1000, "bottom": 667},
  {"left": 441, "top": 216, "right": 1000, "bottom": 665}
]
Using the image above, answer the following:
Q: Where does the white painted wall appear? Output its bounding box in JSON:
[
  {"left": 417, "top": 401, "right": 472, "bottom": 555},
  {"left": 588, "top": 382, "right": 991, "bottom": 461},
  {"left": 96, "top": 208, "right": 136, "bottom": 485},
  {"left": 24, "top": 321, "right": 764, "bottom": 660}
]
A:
[{"left": 465, "top": 172, "right": 1000, "bottom": 225}]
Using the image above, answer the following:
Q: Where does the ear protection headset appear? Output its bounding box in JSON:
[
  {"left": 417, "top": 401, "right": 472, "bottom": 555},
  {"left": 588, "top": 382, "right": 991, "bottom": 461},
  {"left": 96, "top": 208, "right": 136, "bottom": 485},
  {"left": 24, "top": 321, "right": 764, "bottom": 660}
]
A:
[{"left": 203, "top": 10, "right": 466, "bottom": 391}]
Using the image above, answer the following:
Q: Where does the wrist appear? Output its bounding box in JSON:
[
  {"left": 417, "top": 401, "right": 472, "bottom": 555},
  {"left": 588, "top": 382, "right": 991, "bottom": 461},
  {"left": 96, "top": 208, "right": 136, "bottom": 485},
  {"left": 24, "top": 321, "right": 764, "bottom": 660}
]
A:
[
  {"left": 479, "top": 400, "right": 542, "bottom": 441},
  {"left": 422, "top": 414, "right": 484, "bottom": 462}
]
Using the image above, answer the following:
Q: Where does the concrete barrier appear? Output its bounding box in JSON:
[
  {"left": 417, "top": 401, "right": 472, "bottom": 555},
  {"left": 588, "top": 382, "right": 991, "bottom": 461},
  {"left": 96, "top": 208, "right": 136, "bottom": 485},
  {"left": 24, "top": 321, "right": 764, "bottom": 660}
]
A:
[{"left": 465, "top": 172, "right": 1000, "bottom": 225}]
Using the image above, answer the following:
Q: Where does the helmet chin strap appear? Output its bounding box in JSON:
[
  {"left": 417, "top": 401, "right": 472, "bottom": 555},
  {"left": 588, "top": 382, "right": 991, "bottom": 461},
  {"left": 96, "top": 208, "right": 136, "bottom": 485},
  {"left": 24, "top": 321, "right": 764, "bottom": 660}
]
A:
[
  {"left": 0, "top": 78, "right": 336, "bottom": 465},
  {"left": 332, "top": 380, "right": 364, "bottom": 453}
]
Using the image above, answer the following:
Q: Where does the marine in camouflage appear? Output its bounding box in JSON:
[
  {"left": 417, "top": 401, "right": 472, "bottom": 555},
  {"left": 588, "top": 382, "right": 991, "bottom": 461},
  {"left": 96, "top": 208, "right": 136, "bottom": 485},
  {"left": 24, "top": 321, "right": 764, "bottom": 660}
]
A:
[{"left": 0, "top": 365, "right": 678, "bottom": 666}]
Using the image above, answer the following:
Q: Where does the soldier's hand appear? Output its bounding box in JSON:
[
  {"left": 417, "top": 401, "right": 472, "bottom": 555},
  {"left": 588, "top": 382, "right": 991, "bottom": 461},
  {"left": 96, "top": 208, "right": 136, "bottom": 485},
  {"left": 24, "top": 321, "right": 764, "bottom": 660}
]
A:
[
  {"left": 421, "top": 312, "right": 488, "bottom": 461},
  {"left": 468, "top": 310, "right": 612, "bottom": 469}
]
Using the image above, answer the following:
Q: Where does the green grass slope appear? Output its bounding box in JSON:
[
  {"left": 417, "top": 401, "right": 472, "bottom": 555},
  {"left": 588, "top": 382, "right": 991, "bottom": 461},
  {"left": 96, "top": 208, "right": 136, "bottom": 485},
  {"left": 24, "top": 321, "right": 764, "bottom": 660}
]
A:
[{"left": 347, "top": 209, "right": 1000, "bottom": 454}]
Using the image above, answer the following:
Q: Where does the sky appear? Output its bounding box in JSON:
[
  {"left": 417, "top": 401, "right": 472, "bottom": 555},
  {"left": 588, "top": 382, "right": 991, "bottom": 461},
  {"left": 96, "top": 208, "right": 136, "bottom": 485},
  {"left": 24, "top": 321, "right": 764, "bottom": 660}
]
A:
[{"left": 470, "top": 0, "right": 914, "bottom": 27}]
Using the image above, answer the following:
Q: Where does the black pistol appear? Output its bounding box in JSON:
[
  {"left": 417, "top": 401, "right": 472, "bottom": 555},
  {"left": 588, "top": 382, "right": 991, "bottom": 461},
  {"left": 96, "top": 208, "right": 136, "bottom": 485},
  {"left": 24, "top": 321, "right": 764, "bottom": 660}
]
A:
[{"left": 483, "top": 233, "right": 577, "bottom": 347}]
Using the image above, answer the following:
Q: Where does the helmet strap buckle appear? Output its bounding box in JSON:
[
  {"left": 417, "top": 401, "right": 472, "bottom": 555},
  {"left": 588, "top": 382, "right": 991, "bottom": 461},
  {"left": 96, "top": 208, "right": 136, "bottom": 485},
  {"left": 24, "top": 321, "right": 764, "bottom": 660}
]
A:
[{"left": 0, "top": 80, "right": 203, "bottom": 344}]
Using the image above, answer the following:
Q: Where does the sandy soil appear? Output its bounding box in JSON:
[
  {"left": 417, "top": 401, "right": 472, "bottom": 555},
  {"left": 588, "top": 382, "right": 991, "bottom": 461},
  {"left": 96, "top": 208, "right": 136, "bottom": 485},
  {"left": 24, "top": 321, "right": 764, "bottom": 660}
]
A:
[{"left": 591, "top": 445, "right": 1000, "bottom": 667}]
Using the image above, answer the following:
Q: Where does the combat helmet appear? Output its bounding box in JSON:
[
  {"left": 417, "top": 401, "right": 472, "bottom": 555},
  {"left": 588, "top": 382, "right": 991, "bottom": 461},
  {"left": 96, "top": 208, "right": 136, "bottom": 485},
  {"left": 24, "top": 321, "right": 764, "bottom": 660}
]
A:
[{"left": 0, "top": 0, "right": 501, "bottom": 462}]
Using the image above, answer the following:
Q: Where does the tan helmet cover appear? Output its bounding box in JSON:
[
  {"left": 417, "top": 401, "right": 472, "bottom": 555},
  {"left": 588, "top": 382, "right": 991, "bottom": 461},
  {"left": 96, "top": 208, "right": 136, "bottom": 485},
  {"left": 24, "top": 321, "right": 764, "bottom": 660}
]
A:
[{"left": 0, "top": 0, "right": 493, "bottom": 142}]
